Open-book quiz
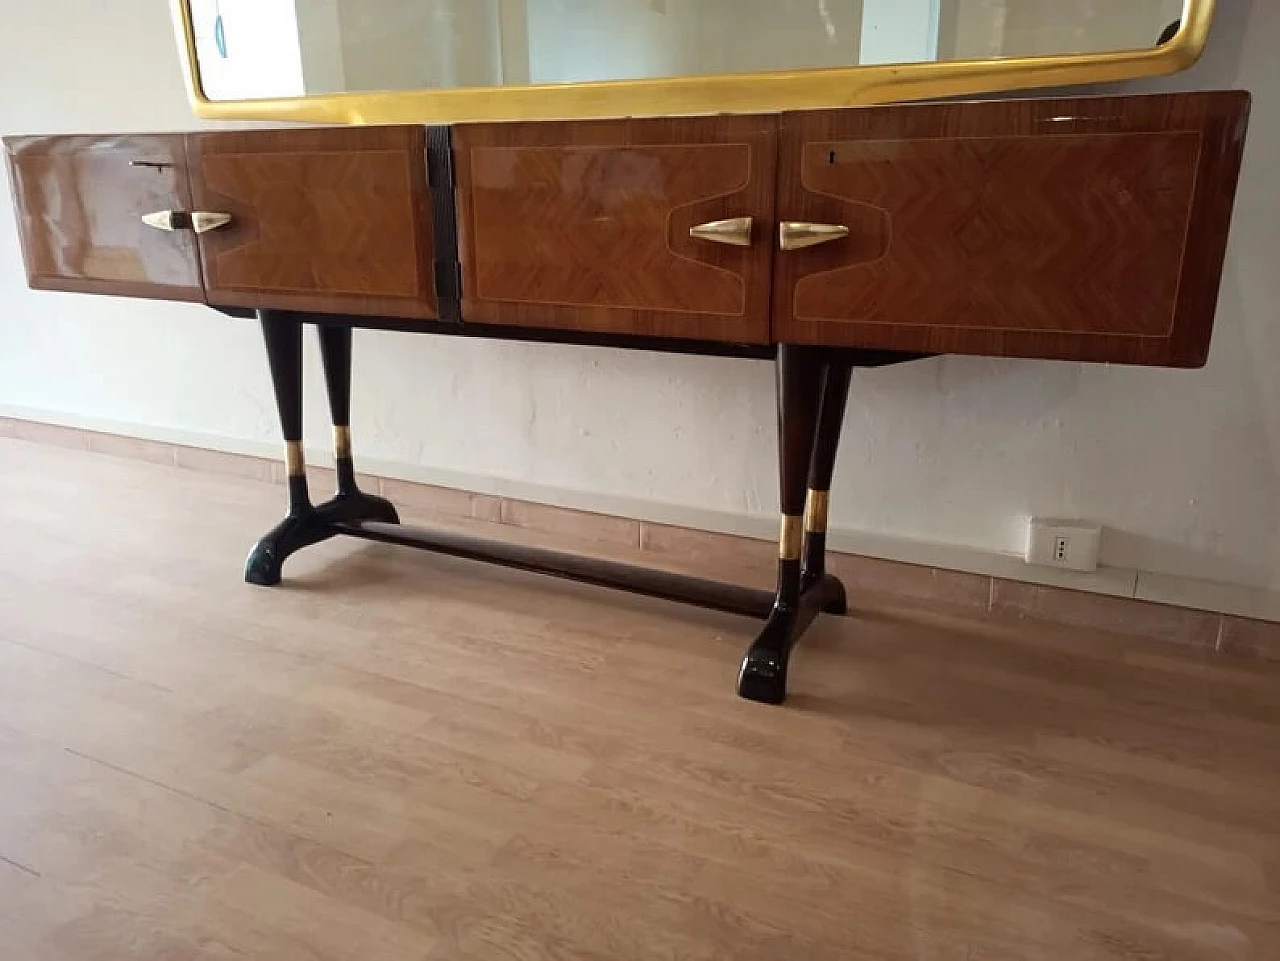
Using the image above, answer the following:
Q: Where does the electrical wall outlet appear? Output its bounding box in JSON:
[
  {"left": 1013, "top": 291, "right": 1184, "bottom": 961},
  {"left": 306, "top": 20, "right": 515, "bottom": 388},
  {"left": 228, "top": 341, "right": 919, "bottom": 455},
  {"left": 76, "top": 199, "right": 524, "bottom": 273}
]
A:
[{"left": 1025, "top": 518, "right": 1102, "bottom": 572}]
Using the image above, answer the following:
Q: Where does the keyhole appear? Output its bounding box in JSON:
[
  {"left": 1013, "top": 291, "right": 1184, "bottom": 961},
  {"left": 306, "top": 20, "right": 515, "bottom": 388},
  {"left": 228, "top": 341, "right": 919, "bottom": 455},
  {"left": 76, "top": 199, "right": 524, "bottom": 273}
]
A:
[{"left": 828, "top": 150, "right": 837, "bottom": 165}]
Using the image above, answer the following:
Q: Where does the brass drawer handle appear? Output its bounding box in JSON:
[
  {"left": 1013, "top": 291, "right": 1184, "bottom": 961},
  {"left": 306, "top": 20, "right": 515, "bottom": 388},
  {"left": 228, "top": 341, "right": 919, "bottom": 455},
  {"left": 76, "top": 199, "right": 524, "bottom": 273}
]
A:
[
  {"left": 779, "top": 222, "right": 849, "bottom": 251},
  {"left": 142, "top": 210, "right": 233, "bottom": 234},
  {"left": 689, "top": 216, "right": 753, "bottom": 247},
  {"left": 191, "top": 212, "right": 234, "bottom": 234}
]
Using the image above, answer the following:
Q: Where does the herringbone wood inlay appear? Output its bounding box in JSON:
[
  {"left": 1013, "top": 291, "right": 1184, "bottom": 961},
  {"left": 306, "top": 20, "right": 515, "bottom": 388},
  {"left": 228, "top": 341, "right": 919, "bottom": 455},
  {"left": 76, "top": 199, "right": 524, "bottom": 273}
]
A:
[
  {"left": 5, "top": 93, "right": 1249, "bottom": 364},
  {"left": 796, "top": 132, "right": 1200, "bottom": 335},
  {"left": 470, "top": 144, "right": 748, "bottom": 315},
  {"left": 188, "top": 127, "right": 436, "bottom": 319},
  {"left": 455, "top": 116, "right": 776, "bottom": 343},
  {"left": 774, "top": 92, "right": 1250, "bottom": 366}
]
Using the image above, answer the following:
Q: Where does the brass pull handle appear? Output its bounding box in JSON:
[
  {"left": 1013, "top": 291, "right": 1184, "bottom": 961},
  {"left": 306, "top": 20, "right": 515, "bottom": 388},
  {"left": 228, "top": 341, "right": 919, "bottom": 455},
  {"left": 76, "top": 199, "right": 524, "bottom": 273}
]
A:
[
  {"left": 689, "top": 216, "right": 753, "bottom": 247},
  {"left": 142, "top": 210, "right": 233, "bottom": 234},
  {"left": 779, "top": 221, "right": 849, "bottom": 251},
  {"left": 191, "top": 212, "right": 234, "bottom": 234},
  {"left": 141, "top": 211, "right": 179, "bottom": 232}
]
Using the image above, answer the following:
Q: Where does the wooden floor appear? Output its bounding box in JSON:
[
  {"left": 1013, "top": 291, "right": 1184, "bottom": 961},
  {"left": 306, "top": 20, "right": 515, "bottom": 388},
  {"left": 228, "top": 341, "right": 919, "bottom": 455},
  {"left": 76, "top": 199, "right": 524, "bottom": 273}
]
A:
[{"left": 1, "top": 437, "right": 1278, "bottom": 960}]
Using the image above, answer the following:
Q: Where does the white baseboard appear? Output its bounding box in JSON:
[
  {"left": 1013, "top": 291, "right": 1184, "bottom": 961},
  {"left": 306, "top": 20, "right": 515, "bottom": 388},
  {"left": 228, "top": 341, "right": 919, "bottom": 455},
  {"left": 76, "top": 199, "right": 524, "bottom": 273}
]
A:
[{"left": 4, "top": 401, "right": 1278, "bottom": 624}]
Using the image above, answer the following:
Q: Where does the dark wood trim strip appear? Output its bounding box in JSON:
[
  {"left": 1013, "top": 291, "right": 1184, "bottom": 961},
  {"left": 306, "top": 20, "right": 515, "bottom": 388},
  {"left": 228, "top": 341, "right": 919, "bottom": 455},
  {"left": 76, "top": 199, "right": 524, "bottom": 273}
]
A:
[
  {"left": 210, "top": 307, "right": 937, "bottom": 364},
  {"left": 214, "top": 306, "right": 777, "bottom": 359},
  {"left": 427, "top": 125, "right": 463, "bottom": 323}
]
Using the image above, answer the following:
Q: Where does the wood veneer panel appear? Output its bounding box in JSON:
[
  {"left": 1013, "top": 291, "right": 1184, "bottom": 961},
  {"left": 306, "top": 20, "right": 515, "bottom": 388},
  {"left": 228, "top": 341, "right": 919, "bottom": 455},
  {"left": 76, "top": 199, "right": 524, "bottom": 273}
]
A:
[
  {"left": 454, "top": 116, "right": 777, "bottom": 344},
  {"left": 187, "top": 126, "right": 436, "bottom": 319},
  {"left": 3, "top": 134, "right": 203, "bottom": 301},
  {"left": 774, "top": 92, "right": 1251, "bottom": 366}
]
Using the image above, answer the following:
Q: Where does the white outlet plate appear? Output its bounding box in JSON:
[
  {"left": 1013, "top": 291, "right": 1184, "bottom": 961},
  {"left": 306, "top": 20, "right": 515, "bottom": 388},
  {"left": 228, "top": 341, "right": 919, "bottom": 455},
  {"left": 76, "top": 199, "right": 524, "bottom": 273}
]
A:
[{"left": 1026, "top": 518, "right": 1102, "bottom": 572}]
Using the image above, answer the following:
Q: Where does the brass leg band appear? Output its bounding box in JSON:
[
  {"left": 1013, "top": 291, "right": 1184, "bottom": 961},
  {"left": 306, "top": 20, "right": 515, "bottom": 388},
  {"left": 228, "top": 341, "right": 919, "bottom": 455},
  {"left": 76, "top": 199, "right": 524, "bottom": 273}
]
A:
[
  {"left": 804, "top": 489, "right": 830, "bottom": 534},
  {"left": 284, "top": 440, "right": 306, "bottom": 477},
  {"left": 333, "top": 425, "right": 352, "bottom": 459},
  {"left": 778, "top": 514, "right": 803, "bottom": 561}
]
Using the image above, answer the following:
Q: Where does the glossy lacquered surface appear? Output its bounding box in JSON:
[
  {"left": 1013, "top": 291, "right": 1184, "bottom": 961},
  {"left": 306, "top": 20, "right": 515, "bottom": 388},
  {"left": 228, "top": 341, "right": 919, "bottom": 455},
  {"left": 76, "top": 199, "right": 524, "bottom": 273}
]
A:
[
  {"left": 4, "top": 134, "right": 203, "bottom": 301},
  {"left": 5, "top": 91, "right": 1251, "bottom": 367},
  {"left": 454, "top": 116, "right": 777, "bottom": 343},
  {"left": 774, "top": 91, "right": 1251, "bottom": 366},
  {"left": 187, "top": 126, "right": 437, "bottom": 319}
]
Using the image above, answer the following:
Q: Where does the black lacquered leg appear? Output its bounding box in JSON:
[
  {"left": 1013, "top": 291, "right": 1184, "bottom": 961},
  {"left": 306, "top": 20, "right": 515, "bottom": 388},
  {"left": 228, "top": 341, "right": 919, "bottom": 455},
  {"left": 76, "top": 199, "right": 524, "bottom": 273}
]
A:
[
  {"left": 738, "top": 345, "right": 832, "bottom": 705},
  {"left": 245, "top": 312, "right": 331, "bottom": 586},
  {"left": 315, "top": 324, "right": 399, "bottom": 524},
  {"left": 801, "top": 359, "right": 852, "bottom": 614},
  {"left": 245, "top": 319, "right": 402, "bottom": 586}
]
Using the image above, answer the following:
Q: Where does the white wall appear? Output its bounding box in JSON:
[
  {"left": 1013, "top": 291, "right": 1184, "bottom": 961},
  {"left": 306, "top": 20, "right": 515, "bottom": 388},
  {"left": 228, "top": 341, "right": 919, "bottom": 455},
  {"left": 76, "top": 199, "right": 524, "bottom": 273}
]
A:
[
  {"left": 336, "top": 0, "right": 504, "bottom": 92},
  {"left": 295, "top": 0, "right": 348, "bottom": 95},
  {"left": 861, "top": 0, "right": 938, "bottom": 65},
  {"left": 939, "top": 0, "right": 1006, "bottom": 60},
  {"left": 1001, "top": 0, "right": 1184, "bottom": 56},
  {"left": 712, "top": 0, "right": 864, "bottom": 75},
  {"left": 525, "top": 0, "right": 864, "bottom": 84},
  {"left": 1, "top": 0, "right": 1277, "bottom": 598},
  {"left": 187, "top": 0, "right": 306, "bottom": 99},
  {"left": 525, "top": 0, "right": 695, "bottom": 84},
  {"left": 941, "top": 0, "right": 1183, "bottom": 60}
]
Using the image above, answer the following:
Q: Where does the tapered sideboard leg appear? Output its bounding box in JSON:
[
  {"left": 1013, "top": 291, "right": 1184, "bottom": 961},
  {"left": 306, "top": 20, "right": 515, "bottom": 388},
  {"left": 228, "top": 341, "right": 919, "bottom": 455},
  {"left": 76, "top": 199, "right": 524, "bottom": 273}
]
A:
[
  {"left": 245, "top": 312, "right": 331, "bottom": 586},
  {"left": 245, "top": 317, "right": 403, "bottom": 586},
  {"left": 314, "top": 324, "right": 399, "bottom": 524},
  {"left": 801, "top": 358, "right": 852, "bottom": 609},
  {"left": 738, "top": 345, "right": 848, "bottom": 705}
]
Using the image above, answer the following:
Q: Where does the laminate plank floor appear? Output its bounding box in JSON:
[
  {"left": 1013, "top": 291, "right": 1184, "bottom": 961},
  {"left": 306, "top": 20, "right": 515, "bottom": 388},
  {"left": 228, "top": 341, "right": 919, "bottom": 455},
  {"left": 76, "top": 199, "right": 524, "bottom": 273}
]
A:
[{"left": 1, "top": 437, "right": 1277, "bottom": 960}]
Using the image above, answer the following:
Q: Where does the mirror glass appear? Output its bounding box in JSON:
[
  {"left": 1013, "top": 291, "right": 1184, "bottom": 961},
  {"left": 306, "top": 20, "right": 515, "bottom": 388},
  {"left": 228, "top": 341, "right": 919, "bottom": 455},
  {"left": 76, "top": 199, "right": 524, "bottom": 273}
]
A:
[{"left": 189, "top": 0, "right": 1186, "bottom": 102}]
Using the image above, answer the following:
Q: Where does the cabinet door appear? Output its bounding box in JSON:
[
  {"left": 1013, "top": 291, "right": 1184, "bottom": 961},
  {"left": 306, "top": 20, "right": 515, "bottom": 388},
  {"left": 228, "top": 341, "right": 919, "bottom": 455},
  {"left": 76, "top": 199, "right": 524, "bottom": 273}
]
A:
[
  {"left": 5, "top": 135, "right": 202, "bottom": 301},
  {"left": 187, "top": 127, "right": 436, "bottom": 318},
  {"left": 454, "top": 117, "right": 777, "bottom": 344},
  {"left": 774, "top": 92, "right": 1250, "bottom": 366}
]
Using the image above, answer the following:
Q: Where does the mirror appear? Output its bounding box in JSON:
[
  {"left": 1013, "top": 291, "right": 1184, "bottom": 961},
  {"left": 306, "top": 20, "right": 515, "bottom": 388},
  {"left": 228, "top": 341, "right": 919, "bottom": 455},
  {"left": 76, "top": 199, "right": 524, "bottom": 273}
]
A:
[
  {"left": 175, "top": 0, "right": 1211, "bottom": 123},
  {"left": 190, "top": 0, "right": 1186, "bottom": 101}
]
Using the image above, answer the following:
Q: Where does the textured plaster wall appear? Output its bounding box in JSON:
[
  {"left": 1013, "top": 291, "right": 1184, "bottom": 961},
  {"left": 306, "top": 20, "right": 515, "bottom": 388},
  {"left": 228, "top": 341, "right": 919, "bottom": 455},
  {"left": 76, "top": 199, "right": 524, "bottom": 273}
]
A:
[{"left": 0, "top": 0, "right": 1276, "bottom": 593}]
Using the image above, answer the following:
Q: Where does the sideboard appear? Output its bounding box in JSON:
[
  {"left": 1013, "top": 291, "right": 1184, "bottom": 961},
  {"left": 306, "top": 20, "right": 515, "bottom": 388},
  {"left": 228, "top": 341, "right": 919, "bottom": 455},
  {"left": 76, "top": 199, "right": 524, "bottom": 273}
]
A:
[{"left": 4, "top": 91, "right": 1251, "bottom": 703}]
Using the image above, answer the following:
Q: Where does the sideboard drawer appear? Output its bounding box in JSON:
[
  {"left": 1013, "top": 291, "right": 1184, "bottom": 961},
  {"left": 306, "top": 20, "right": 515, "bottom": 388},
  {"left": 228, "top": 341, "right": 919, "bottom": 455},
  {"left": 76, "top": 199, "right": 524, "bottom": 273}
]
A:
[
  {"left": 773, "top": 91, "right": 1250, "bottom": 366},
  {"left": 187, "top": 127, "right": 437, "bottom": 319},
  {"left": 5, "top": 135, "right": 202, "bottom": 301},
  {"left": 454, "top": 116, "right": 777, "bottom": 343}
]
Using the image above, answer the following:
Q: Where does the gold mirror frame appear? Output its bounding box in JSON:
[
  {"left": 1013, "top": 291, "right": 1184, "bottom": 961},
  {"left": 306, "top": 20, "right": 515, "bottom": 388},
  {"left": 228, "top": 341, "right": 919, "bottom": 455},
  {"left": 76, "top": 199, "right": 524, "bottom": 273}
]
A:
[{"left": 171, "top": 0, "right": 1215, "bottom": 125}]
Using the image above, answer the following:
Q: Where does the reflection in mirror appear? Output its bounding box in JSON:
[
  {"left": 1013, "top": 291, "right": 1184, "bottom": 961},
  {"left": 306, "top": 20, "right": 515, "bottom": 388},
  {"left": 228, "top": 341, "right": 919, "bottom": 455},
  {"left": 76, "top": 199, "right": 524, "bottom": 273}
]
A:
[{"left": 190, "top": 0, "right": 1185, "bottom": 102}]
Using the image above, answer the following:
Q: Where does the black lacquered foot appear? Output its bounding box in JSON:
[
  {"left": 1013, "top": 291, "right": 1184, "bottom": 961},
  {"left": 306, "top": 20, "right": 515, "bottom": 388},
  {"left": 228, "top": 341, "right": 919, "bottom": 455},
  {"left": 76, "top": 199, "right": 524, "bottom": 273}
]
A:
[
  {"left": 245, "top": 510, "right": 336, "bottom": 586},
  {"left": 810, "top": 572, "right": 848, "bottom": 616},
  {"left": 736, "top": 574, "right": 846, "bottom": 705},
  {"left": 317, "top": 489, "right": 400, "bottom": 527},
  {"left": 244, "top": 490, "right": 400, "bottom": 586},
  {"left": 737, "top": 606, "right": 799, "bottom": 704}
]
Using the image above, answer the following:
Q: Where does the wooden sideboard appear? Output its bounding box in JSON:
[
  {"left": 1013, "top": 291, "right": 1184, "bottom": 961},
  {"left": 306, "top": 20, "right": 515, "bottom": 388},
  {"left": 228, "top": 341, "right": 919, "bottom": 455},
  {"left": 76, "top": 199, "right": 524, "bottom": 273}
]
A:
[{"left": 3, "top": 91, "right": 1251, "bottom": 704}]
